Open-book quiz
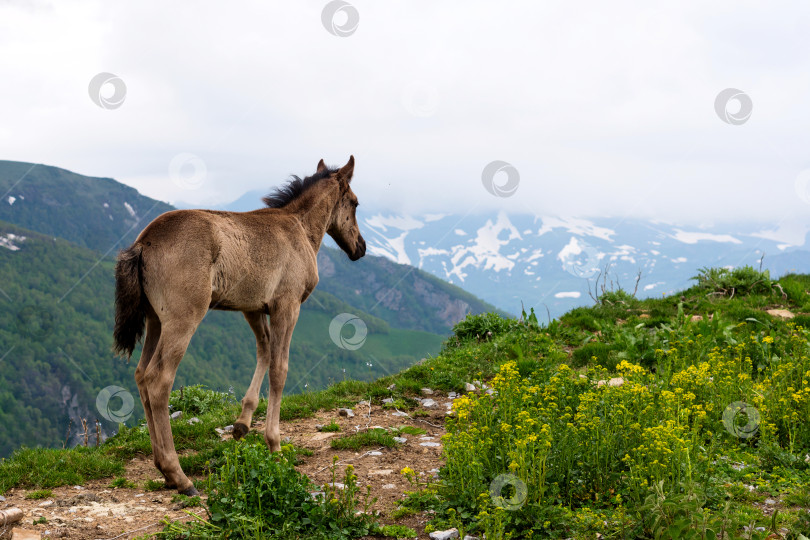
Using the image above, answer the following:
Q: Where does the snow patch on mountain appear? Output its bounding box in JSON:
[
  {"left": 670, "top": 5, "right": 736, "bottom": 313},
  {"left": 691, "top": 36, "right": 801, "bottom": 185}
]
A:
[
  {"left": 672, "top": 230, "right": 741, "bottom": 244},
  {"left": 538, "top": 216, "right": 615, "bottom": 241},
  {"left": 367, "top": 230, "right": 412, "bottom": 265},
  {"left": 751, "top": 221, "right": 809, "bottom": 248},
  {"left": 124, "top": 202, "right": 137, "bottom": 218},
  {"left": 366, "top": 214, "right": 424, "bottom": 232},
  {"left": 0, "top": 233, "right": 25, "bottom": 251}
]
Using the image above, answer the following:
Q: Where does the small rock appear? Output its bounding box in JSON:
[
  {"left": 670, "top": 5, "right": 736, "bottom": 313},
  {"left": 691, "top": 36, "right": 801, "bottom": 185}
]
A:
[
  {"left": 368, "top": 451, "right": 383, "bottom": 456},
  {"left": 327, "top": 482, "right": 345, "bottom": 490},
  {"left": 421, "top": 398, "right": 436, "bottom": 408},
  {"left": 0, "top": 495, "right": 4, "bottom": 502},
  {"left": 382, "top": 398, "right": 394, "bottom": 404},
  {"left": 421, "top": 388, "right": 434, "bottom": 395},
  {"left": 357, "top": 400, "right": 370, "bottom": 407},
  {"left": 465, "top": 383, "right": 476, "bottom": 392},
  {"left": 382, "top": 484, "right": 396, "bottom": 489},
  {"left": 393, "top": 436, "right": 407, "bottom": 444},
  {"left": 170, "top": 411, "right": 182, "bottom": 420},
  {"left": 420, "top": 436, "right": 434, "bottom": 440},
  {"left": 187, "top": 416, "right": 201, "bottom": 424},
  {"left": 597, "top": 377, "right": 624, "bottom": 388},
  {"left": 391, "top": 411, "right": 409, "bottom": 417},
  {"left": 39, "top": 500, "right": 54, "bottom": 507},
  {"left": 387, "top": 384, "right": 396, "bottom": 391},
  {"left": 764, "top": 498, "right": 777, "bottom": 505},
  {"left": 430, "top": 528, "right": 459, "bottom": 540},
  {"left": 338, "top": 408, "right": 355, "bottom": 418},
  {"left": 448, "top": 391, "right": 458, "bottom": 399},
  {"left": 420, "top": 442, "right": 441, "bottom": 447},
  {"left": 485, "top": 388, "right": 495, "bottom": 395},
  {"left": 315, "top": 424, "right": 325, "bottom": 431},
  {"left": 767, "top": 309, "right": 794, "bottom": 319}
]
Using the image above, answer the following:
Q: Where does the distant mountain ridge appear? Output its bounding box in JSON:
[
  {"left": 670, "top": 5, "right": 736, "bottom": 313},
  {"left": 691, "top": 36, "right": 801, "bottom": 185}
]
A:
[{"left": 355, "top": 211, "right": 810, "bottom": 317}]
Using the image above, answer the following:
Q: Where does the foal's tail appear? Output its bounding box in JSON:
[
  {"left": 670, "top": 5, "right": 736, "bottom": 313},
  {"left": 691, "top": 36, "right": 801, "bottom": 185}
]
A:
[{"left": 113, "top": 243, "right": 146, "bottom": 359}]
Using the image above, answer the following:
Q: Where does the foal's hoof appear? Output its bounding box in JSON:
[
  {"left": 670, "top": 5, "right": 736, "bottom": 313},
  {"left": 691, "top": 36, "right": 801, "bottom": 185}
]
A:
[
  {"left": 179, "top": 485, "right": 199, "bottom": 497},
  {"left": 232, "top": 422, "right": 249, "bottom": 440}
]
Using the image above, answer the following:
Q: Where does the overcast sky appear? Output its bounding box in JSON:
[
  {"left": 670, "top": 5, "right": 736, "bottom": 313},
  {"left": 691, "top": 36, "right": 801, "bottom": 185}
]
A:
[{"left": 2, "top": 0, "right": 810, "bottom": 234}]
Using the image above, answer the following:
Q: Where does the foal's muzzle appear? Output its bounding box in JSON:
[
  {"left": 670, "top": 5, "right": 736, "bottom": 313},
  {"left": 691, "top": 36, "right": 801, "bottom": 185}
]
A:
[{"left": 349, "top": 237, "right": 366, "bottom": 261}]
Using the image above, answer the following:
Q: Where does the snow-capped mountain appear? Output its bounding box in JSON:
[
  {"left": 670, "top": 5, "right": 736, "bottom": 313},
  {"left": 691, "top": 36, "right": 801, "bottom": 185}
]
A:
[
  {"left": 209, "top": 190, "right": 810, "bottom": 318},
  {"left": 356, "top": 210, "right": 810, "bottom": 318}
]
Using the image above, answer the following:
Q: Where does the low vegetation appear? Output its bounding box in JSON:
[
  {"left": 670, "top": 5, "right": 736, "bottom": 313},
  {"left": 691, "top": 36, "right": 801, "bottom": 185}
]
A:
[{"left": 1, "top": 266, "right": 809, "bottom": 538}]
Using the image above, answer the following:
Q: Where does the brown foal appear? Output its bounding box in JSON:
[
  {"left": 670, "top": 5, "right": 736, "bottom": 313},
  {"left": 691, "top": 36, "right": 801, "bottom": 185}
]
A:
[{"left": 113, "top": 157, "right": 365, "bottom": 494}]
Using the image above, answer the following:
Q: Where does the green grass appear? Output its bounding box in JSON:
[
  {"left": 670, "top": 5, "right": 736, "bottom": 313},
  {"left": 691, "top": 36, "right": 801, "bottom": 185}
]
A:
[
  {"left": 0, "top": 447, "right": 124, "bottom": 493},
  {"left": 143, "top": 479, "right": 165, "bottom": 491},
  {"left": 320, "top": 421, "right": 341, "bottom": 432},
  {"left": 392, "top": 426, "right": 427, "bottom": 436},
  {"left": 331, "top": 429, "right": 398, "bottom": 451},
  {"left": 109, "top": 477, "right": 136, "bottom": 489},
  {"left": 24, "top": 489, "right": 52, "bottom": 500}
]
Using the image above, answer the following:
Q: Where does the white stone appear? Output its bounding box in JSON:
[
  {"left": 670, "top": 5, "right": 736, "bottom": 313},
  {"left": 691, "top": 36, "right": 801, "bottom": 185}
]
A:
[
  {"left": 338, "top": 408, "right": 355, "bottom": 418},
  {"left": 170, "top": 411, "right": 182, "bottom": 420},
  {"left": 421, "top": 388, "right": 434, "bottom": 395},
  {"left": 420, "top": 442, "right": 441, "bottom": 447},
  {"left": 429, "top": 528, "right": 459, "bottom": 540},
  {"left": 421, "top": 398, "right": 437, "bottom": 408},
  {"left": 465, "top": 383, "right": 476, "bottom": 392},
  {"left": 393, "top": 436, "right": 407, "bottom": 444}
]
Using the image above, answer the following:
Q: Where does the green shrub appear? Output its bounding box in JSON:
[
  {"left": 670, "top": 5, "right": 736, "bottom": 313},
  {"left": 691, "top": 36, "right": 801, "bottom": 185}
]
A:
[
  {"left": 692, "top": 266, "right": 773, "bottom": 297},
  {"left": 571, "top": 342, "right": 613, "bottom": 368},
  {"left": 452, "top": 312, "right": 519, "bottom": 341},
  {"left": 162, "top": 444, "right": 378, "bottom": 539},
  {"left": 169, "top": 385, "right": 235, "bottom": 416}
]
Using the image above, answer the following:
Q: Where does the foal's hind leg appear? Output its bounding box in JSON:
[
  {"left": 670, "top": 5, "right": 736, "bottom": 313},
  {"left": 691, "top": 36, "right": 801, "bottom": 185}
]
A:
[
  {"left": 134, "top": 314, "right": 175, "bottom": 485},
  {"left": 233, "top": 311, "right": 271, "bottom": 440},
  {"left": 264, "top": 304, "right": 300, "bottom": 451},
  {"left": 143, "top": 319, "right": 201, "bottom": 495}
]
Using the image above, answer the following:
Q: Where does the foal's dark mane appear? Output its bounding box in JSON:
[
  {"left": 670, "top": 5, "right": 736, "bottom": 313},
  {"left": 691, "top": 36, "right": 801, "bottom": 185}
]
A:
[{"left": 262, "top": 167, "right": 338, "bottom": 209}]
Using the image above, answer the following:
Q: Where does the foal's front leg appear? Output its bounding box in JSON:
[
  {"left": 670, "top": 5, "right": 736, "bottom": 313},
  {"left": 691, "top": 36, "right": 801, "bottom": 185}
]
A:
[
  {"left": 264, "top": 304, "right": 300, "bottom": 451},
  {"left": 233, "top": 311, "right": 271, "bottom": 440}
]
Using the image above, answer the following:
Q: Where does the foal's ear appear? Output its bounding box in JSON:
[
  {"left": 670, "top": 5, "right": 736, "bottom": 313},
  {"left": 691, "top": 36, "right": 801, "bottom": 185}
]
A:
[
  {"left": 316, "top": 159, "right": 328, "bottom": 173},
  {"left": 337, "top": 155, "right": 355, "bottom": 182}
]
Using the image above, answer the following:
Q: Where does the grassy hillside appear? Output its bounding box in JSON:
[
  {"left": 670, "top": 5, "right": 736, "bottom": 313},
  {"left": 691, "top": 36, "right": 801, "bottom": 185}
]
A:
[
  {"left": 0, "top": 160, "right": 175, "bottom": 252},
  {"left": 2, "top": 267, "right": 809, "bottom": 538}
]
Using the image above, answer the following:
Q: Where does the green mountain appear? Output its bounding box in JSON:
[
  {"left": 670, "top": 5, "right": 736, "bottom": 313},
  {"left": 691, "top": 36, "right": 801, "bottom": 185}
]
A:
[{"left": 0, "top": 161, "right": 498, "bottom": 456}]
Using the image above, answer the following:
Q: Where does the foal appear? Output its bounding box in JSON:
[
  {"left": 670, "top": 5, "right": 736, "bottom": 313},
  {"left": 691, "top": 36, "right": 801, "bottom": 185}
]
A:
[{"left": 113, "top": 156, "right": 365, "bottom": 495}]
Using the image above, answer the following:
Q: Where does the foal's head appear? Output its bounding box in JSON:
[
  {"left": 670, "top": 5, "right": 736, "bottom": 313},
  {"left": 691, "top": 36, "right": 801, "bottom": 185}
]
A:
[{"left": 323, "top": 156, "right": 366, "bottom": 261}]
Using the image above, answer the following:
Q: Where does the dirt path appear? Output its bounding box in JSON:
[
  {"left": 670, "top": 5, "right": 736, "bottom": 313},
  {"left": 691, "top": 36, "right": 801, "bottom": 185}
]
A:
[{"left": 1, "top": 392, "right": 454, "bottom": 539}]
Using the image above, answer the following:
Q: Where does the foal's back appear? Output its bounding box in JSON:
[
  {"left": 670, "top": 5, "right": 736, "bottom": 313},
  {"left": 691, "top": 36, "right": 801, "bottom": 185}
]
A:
[{"left": 136, "top": 208, "right": 318, "bottom": 317}]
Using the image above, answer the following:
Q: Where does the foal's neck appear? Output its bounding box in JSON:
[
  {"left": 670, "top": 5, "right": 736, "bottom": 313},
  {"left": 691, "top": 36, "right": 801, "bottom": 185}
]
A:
[{"left": 287, "top": 180, "right": 339, "bottom": 253}]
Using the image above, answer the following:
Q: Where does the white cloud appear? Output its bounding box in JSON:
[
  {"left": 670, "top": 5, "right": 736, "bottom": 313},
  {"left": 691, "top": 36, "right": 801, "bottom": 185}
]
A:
[{"left": 2, "top": 1, "right": 810, "bottom": 224}]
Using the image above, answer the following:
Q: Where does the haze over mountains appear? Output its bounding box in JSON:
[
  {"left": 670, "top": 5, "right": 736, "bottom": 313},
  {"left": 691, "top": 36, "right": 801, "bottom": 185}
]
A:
[
  {"left": 206, "top": 188, "right": 810, "bottom": 319},
  {"left": 0, "top": 160, "right": 497, "bottom": 456}
]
